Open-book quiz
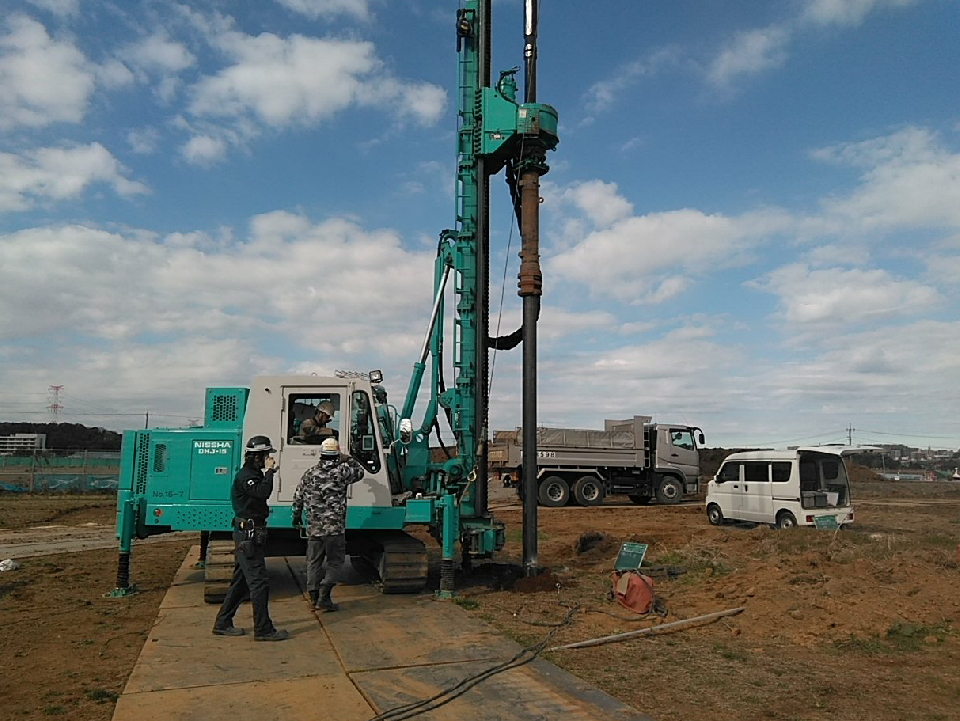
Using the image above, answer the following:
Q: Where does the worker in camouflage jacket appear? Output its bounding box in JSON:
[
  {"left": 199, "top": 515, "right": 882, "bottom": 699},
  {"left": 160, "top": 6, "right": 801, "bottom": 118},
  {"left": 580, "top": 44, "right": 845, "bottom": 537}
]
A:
[{"left": 292, "top": 437, "right": 365, "bottom": 612}]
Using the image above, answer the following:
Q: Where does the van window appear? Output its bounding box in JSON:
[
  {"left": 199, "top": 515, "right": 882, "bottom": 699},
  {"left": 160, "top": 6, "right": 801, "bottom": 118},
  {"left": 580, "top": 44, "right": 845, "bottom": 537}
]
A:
[
  {"left": 799, "top": 459, "right": 819, "bottom": 491},
  {"left": 743, "top": 463, "right": 769, "bottom": 482},
  {"left": 822, "top": 460, "right": 840, "bottom": 481},
  {"left": 718, "top": 462, "right": 740, "bottom": 482},
  {"left": 771, "top": 462, "right": 791, "bottom": 482}
]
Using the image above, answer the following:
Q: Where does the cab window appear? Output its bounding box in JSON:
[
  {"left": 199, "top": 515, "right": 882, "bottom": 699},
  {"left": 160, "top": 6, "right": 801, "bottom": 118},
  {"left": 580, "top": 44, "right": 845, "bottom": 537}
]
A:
[
  {"left": 718, "top": 462, "right": 740, "bottom": 482},
  {"left": 670, "top": 429, "right": 695, "bottom": 450},
  {"left": 287, "top": 393, "right": 340, "bottom": 445},
  {"left": 350, "top": 390, "right": 381, "bottom": 474}
]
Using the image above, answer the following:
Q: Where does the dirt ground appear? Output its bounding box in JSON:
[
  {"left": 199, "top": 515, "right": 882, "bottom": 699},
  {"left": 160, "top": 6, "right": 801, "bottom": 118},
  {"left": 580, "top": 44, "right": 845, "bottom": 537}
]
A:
[
  {"left": 474, "top": 476, "right": 960, "bottom": 721},
  {"left": 0, "top": 495, "right": 193, "bottom": 720},
  {"left": 1, "top": 477, "right": 959, "bottom": 721}
]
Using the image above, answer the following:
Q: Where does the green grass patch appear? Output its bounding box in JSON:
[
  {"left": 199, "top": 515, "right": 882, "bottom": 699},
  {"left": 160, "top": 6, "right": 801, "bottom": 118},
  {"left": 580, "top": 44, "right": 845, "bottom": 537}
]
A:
[
  {"left": 832, "top": 622, "right": 951, "bottom": 654},
  {"left": 453, "top": 597, "right": 480, "bottom": 610},
  {"left": 711, "top": 643, "right": 749, "bottom": 662},
  {"left": 655, "top": 548, "right": 733, "bottom": 578},
  {"left": 85, "top": 689, "right": 118, "bottom": 704}
]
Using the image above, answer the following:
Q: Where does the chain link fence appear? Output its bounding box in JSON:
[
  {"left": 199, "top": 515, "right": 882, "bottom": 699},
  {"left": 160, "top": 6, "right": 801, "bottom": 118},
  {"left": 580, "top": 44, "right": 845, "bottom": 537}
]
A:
[{"left": 0, "top": 451, "right": 120, "bottom": 492}]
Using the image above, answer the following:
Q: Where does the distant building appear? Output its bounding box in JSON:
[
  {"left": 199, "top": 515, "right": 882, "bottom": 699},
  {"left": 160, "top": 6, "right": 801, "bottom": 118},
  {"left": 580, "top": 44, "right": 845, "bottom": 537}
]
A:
[{"left": 0, "top": 433, "right": 47, "bottom": 452}]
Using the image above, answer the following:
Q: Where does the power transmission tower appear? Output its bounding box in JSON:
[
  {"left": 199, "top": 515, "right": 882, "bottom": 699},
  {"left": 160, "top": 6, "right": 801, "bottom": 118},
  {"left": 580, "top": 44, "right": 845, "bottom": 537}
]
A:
[{"left": 48, "top": 385, "right": 65, "bottom": 420}]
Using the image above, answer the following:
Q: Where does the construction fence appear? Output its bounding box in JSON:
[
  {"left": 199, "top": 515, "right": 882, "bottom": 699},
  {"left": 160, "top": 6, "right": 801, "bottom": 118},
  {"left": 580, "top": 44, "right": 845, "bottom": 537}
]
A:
[{"left": 0, "top": 451, "right": 121, "bottom": 493}]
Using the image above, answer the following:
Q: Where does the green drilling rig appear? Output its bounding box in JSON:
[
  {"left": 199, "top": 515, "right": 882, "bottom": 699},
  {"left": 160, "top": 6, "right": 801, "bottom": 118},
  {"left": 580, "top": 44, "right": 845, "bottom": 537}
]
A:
[{"left": 111, "top": 0, "right": 557, "bottom": 600}]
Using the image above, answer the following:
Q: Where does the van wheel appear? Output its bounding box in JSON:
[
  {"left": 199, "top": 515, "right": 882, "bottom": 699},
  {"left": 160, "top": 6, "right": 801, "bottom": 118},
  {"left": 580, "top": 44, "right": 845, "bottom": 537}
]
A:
[
  {"left": 573, "top": 476, "right": 605, "bottom": 506},
  {"left": 776, "top": 511, "right": 798, "bottom": 529},
  {"left": 707, "top": 504, "right": 724, "bottom": 526},
  {"left": 655, "top": 476, "right": 684, "bottom": 505},
  {"left": 538, "top": 476, "right": 570, "bottom": 507},
  {"left": 628, "top": 495, "right": 652, "bottom": 505}
]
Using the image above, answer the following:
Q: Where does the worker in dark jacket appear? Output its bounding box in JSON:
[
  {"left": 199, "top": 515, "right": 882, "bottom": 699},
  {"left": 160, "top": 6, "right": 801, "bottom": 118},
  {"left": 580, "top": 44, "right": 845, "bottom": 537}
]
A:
[
  {"left": 212, "top": 435, "right": 289, "bottom": 641},
  {"left": 292, "top": 437, "right": 365, "bottom": 612}
]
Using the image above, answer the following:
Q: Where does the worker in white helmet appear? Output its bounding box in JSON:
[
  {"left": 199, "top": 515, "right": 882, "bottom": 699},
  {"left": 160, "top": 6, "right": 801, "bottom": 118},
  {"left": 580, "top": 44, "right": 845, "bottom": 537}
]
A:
[{"left": 291, "top": 437, "right": 365, "bottom": 611}]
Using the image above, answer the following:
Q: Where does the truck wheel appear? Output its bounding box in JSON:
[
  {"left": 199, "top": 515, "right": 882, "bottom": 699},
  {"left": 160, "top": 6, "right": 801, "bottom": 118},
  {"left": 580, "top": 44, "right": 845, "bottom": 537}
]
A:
[
  {"left": 655, "top": 476, "right": 684, "bottom": 505},
  {"left": 707, "top": 503, "right": 724, "bottom": 526},
  {"left": 573, "top": 476, "right": 605, "bottom": 506},
  {"left": 538, "top": 476, "right": 570, "bottom": 507},
  {"left": 628, "top": 495, "right": 652, "bottom": 505}
]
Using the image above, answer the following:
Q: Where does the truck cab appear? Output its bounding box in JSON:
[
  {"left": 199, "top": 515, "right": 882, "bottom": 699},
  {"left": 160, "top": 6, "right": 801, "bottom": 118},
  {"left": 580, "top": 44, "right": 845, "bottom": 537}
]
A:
[{"left": 655, "top": 425, "right": 703, "bottom": 496}]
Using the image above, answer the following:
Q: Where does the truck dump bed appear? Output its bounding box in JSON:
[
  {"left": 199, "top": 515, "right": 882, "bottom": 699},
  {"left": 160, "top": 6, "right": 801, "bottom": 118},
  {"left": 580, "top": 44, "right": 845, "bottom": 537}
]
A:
[{"left": 493, "top": 416, "right": 654, "bottom": 471}]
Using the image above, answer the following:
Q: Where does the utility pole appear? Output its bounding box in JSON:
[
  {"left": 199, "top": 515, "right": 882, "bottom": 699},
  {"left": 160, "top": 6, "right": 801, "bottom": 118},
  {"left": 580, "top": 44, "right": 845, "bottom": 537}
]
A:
[
  {"left": 847, "top": 424, "right": 856, "bottom": 446},
  {"left": 145, "top": 412, "right": 150, "bottom": 429},
  {"left": 48, "top": 385, "right": 64, "bottom": 420}
]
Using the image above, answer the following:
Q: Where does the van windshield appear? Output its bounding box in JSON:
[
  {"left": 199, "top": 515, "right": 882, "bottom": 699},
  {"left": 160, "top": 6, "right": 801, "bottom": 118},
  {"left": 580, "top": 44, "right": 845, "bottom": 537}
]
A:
[{"left": 799, "top": 452, "right": 851, "bottom": 508}]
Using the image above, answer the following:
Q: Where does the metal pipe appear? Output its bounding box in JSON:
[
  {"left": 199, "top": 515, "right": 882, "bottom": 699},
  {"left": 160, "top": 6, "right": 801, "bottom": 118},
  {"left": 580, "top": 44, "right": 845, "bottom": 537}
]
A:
[
  {"left": 522, "top": 295, "right": 539, "bottom": 575},
  {"left": 519, "top": 0, "right": 543, "bottom": 577},
  {"left": 523, "top": 0, "right": 538, "bottom": 103},
  {"left": 418, "top": 264, "right": 452, "bottom": 364}
]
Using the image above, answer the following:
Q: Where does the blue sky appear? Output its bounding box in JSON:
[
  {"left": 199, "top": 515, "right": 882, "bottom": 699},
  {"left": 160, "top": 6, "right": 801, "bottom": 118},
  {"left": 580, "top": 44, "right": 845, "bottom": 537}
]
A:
[{"left": 1, "top": 0, "right": 959, "bottom": 451}]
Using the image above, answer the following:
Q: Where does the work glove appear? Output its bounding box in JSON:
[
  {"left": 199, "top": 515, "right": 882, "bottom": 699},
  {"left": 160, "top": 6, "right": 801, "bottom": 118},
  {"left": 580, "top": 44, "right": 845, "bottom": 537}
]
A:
[{"left": 265, "top": 456, "right": 278, "bottom": 472}]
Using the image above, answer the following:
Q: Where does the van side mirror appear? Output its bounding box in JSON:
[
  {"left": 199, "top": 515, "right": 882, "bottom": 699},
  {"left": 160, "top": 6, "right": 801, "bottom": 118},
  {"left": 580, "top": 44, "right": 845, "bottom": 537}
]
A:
[{"left": 697, "top": 432, "right": 705, "bottom": 445}]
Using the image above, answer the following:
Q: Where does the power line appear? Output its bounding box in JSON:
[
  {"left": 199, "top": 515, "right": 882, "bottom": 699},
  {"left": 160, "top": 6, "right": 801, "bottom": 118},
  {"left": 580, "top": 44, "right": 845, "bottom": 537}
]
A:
[
  {"left": 747, "top": 429, "right": 848, "bottom": 448},
  {"left": 857, "top": 429, "right": 960, "bottom": 442}
]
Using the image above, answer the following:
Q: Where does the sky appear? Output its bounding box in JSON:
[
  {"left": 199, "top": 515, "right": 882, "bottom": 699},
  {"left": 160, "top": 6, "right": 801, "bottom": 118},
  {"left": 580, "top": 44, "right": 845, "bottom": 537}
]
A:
[{"left": 1, "top": 0, "right": 959, "bottom": 451}]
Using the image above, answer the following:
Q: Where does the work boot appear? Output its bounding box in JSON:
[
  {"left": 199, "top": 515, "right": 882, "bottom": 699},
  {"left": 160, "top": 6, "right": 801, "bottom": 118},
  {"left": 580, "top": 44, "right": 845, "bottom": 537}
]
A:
[
  {"left": 254, "top": 629, "right": 290, "bottom": 642},
  {"left": 315, "top": 584, "right": 339, "bottom": 612},
  {"left": 308, "top": 589, "right": 319, "bottom": 605},
  {"left": 212, "top": 625, "right": 245, "bottom": 637}
]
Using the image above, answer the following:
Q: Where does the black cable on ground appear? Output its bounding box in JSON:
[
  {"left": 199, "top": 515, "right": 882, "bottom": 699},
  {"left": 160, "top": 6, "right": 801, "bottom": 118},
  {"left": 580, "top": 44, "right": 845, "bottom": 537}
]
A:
[{"left": 365, "top": 604, "right": 580, "bottom": 721}]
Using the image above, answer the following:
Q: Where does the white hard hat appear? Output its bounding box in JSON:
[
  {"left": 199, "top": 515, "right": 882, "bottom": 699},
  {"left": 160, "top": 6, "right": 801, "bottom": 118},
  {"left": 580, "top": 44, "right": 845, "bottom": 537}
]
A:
[
  {"left": 317, "top": 401, "right": 335, "bottom": 417},
  {"left": 320, "top": 437, "right": 340, "bottom": 457}
]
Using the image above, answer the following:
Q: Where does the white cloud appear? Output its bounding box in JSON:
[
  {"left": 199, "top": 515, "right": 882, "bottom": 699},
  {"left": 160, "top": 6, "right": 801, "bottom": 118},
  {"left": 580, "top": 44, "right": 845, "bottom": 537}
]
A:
[
  {"left": 707, "top": 25, "right": 791, "bottom": 88},
  {"left": 127, "top": 127, "right": 161, "bottom": 155},
  {"left": 802, "top": 0, "right": 918, "bottom": 26},
  {"left": 181, "top": 134, "right": 229, "bottom": 165},
  {"left": 25, "top": 0, "right": 79, "bottom": 17},
  {"left": 548, "top": 199, "right": 792, "bottom": 303},
  {"left": 812, "top": 127, "right": 960, "bottom": 229},
  {"left": 122, "top": 33, "right": 196, "bottom": 76},
  {"left": 748, "top": 264, "right": 940, "bottom": 327},
  {"left": 189, "top": 32, "right": 445, "bottom": 129},
  {"left": 0, "top": 143, "right": 149, "bottom": 212},
  {"left": 583, "top": 47, "right": 682, "bottom": 117},
  {"left": 558, "top": 180, "right": 634, "bottom": 227},
  {"left": 0, "top": 14, "right": 96, "bottom": 129},
  {"left": 0, "top": 215, "right": 434, "bottom": 364},
  {"left": 275, "top": 0, "right": 371, "bottom": 21}
]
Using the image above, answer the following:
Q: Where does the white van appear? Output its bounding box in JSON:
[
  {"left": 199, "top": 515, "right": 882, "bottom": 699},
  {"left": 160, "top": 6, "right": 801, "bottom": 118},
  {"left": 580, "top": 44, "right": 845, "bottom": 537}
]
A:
[{"left": 706, "top": 449, "right": 854, "bottom": 529}]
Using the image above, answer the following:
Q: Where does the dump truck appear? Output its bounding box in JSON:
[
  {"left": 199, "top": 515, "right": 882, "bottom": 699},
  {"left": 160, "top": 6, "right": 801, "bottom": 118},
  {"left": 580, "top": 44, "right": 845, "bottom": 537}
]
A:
[{"left": 493, "top": 416, "right": 705, "bottom": 506}]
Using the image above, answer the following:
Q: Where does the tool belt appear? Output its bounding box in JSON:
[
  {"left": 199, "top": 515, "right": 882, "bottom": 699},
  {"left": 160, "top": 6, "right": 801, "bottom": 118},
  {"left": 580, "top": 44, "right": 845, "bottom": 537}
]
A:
[{"left": 234, "top": 518, "right": 268, "bottom": 558}]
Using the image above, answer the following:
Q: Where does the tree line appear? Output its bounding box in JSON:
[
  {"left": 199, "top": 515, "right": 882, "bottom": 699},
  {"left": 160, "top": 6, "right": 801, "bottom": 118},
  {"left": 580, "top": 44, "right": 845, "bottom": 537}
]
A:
[{"left": 0, "top": 422, "right": 122, "bottom": 451}]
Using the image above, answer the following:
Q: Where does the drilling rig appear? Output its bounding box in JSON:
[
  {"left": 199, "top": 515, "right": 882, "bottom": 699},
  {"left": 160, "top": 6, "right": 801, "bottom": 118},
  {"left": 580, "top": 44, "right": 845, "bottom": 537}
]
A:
[{"left": 111, "top": 0, "right": 557, "bottom": 600}]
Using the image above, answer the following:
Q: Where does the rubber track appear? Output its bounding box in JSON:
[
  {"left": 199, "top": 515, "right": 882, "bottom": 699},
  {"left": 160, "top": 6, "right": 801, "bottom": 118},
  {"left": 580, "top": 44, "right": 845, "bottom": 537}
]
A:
[{"left": 353, "top": 530, "right": 429, "bottom": 594}]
